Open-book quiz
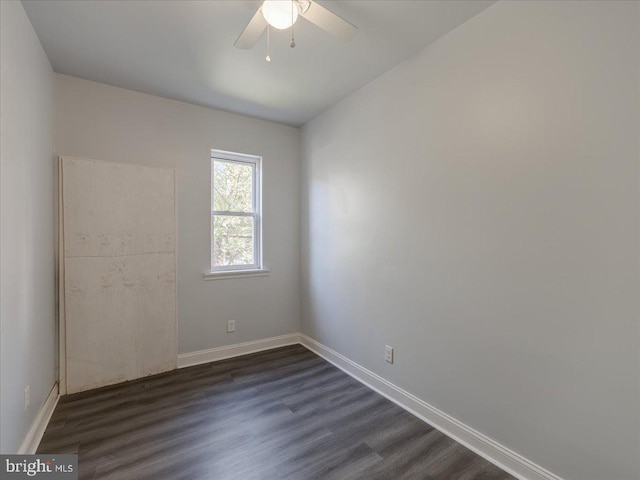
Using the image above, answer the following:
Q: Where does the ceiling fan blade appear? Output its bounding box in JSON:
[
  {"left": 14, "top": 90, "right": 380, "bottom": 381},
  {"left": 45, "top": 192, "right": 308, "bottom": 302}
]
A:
[
  {"left": 299, "top": 1, "right": 357, "bottom": 42},
  {"left": 234, "top": 8, "right": 268, "bottom": 49}
]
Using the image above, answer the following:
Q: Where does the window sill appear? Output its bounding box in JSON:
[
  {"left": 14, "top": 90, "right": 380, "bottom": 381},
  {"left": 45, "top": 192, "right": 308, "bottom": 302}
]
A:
[{"left": 203, "top": 268, "right": 270, "bottom": 281}]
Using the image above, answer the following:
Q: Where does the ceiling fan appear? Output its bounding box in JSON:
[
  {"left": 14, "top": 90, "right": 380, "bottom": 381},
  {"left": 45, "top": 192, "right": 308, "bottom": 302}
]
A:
[{"left": 234, "top": 0, "right": 357, "bottom": 57}]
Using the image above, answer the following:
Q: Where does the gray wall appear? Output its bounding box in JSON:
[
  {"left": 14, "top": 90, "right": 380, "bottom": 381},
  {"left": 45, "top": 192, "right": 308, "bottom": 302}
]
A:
[
  {"left": 300, "top": 2, "right": 639, "bottom": 479},
  {"left": 54, "top": 75, "right": 301, "bottom": 355},
  {"left": 0, "top": 0, "right": 56, "bottom": 453}
]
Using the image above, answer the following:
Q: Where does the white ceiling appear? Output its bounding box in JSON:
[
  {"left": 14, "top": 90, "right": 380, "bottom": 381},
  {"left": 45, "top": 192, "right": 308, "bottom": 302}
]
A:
[{"left": 23, "top": 0, "right": 495, "bottom": 126}]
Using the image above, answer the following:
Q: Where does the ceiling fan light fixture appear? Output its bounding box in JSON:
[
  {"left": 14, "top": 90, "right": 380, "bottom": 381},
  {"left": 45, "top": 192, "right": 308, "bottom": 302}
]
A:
[{"left": 261, "top": 0, "right": 298, "bottom": 30}]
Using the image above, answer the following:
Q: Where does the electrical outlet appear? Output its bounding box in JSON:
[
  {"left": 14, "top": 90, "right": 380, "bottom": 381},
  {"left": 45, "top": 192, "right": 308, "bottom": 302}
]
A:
[
  {"left": 385, "top": 345, "right": 394, "bottom": 364},
  {"left": 24, "top": 385, "right": 30, "bottom": 411},
  {"left": 227, "top": 320, "right": 236, "bottom": 333}
]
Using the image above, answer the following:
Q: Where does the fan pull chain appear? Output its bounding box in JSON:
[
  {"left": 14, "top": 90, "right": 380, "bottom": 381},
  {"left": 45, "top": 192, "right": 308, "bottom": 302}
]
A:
[
  {"left": 266, "top": 25, "right": 271, "bottom": 62},
  {"left": 290, "top": 0, "right": 296, "bottom": 48}
]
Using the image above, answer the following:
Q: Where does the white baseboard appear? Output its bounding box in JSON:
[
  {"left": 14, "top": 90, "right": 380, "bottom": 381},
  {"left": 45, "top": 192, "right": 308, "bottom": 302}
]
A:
[
  {"left": 299, "top": 334, "right": 564, "bottom": 480},
  {"left": 177, "top": 333, "right": 300, "bottom": 368},
  {"left": 18, "top": 383, "right": 59, "bottom": 454}
]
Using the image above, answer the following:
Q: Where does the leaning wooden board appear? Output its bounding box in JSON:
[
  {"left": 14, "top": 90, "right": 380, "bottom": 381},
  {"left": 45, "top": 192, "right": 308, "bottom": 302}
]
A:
[{"left": 61, "top": 157, "right": 177, "bottom": 394}]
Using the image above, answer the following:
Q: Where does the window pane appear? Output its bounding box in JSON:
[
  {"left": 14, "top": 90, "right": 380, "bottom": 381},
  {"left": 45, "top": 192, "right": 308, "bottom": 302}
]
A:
[
  {"left": 213, "top": 215, "right": 254, "bottom": 266},
  {"left": 213, "top": 160, "right": 253, "bottom": 212}
]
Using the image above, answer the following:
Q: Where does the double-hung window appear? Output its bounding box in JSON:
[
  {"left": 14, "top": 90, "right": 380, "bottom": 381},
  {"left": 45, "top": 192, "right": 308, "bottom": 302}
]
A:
[{"left": 210, "top": 149, "right": 262, "bottom": 272}]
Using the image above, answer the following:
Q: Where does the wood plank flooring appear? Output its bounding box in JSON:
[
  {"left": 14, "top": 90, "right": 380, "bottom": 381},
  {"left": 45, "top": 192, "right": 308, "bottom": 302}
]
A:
[{"left": 38, "top": 345, "right": 516, "bottom": 480}]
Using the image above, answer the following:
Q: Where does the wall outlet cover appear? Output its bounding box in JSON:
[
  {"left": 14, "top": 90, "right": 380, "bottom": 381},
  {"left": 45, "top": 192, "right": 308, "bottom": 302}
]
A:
[
  {"left": 24, "top": 385, "right": 30, "bottom": 411},
  {"left": 385, "top": 345, "right": 394, "bottom": 364}
]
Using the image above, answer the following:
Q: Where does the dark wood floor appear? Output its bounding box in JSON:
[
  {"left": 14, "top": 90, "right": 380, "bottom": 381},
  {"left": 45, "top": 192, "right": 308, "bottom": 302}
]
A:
[{"left": 38, "top": 345, "right": 515, "bottom": 480}]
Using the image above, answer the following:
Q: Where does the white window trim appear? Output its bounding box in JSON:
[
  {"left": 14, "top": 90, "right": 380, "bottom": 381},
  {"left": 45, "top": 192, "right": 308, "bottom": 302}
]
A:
[
  {"left": 209, "top": 149, "right": 264, "bottom": 276},
  {"left": 203, "top": 268, "right": 270, "bottom": 281}
]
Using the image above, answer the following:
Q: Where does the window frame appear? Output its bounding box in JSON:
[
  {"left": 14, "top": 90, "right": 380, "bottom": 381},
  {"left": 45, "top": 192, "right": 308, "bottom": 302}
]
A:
[{"left": 210, "top": 149, "right": 262, "bottom": 273}]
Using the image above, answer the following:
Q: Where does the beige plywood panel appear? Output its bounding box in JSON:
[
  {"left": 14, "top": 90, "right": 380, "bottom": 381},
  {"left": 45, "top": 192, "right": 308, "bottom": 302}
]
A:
[
  {"left": 62, "top": 157, "right": 176, "bottom": 394},
  {"left": 62, "top": 157, "right": 175, "bottom": 258}
]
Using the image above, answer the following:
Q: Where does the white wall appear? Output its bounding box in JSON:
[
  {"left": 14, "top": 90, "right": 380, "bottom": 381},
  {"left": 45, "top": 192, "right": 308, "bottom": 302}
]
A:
[
  {"left": 0, "top": 0, "right": 56, "bottom": 453},
  {"left": 301, "top": 2, "right": 639, "bottom": 480},
  {"left": 54, "top": 75, "right": 300, "bottom": 355}
]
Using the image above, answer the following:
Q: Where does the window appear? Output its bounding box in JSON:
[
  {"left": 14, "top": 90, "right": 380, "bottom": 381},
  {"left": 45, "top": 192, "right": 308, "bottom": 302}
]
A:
[{"left": 210, "top": 150, "right": 262, "bottom": 273}]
